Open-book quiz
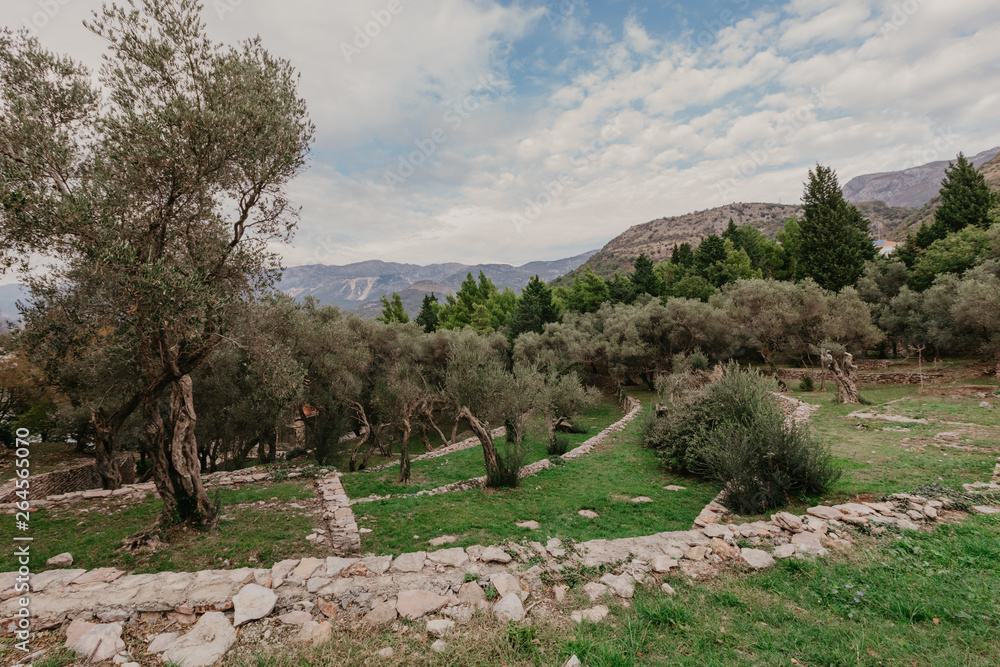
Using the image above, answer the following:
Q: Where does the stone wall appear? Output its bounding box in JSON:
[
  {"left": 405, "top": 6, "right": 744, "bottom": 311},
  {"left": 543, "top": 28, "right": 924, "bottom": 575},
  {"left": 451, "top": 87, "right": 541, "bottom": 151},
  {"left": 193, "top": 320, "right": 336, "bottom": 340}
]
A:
[
  {"left": 0, "top": 455, "right": 135, "bottom": 503},
  {"left": 776, "top": 369, "right": 944, "bottom": 386}
]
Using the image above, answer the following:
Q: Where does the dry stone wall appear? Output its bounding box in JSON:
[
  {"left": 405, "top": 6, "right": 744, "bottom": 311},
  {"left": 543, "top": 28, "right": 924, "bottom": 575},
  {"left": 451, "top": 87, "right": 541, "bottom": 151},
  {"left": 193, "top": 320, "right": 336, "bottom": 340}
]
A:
[{"left": 0, "top": 455, "right": 135, "bottom": 504}]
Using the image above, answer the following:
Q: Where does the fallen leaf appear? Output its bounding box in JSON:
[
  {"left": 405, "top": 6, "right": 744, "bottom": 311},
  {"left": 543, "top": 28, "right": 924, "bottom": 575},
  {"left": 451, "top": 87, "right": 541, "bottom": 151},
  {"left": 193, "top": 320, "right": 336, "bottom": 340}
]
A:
[{"left": 933, "top": 617, "right": 940, "bottom": 625}]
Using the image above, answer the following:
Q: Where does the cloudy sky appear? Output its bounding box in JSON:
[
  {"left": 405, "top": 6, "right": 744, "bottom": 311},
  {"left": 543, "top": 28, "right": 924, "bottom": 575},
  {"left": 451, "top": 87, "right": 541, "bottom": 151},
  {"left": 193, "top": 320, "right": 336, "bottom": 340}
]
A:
[{"left": 4, "top": 0, "right": 1000, "bottom": 270}]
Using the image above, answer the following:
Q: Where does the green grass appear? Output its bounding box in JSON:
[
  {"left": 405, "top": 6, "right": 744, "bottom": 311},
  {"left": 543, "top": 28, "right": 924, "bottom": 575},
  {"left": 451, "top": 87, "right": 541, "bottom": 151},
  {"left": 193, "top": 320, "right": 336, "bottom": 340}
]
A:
[
  {"left": 0, "top": 441, "right": 96, "bottom": 483},
  {"left": 0, "top": 482, "right": 327, "bottom": 573},
  {"left": 351, "top": 417, "right": 718, "bottom": 555},
  {"left": 787, "top": 385, "right": 1000, "bottom": 502},
  {"left": 341, "top": 399, "right": 624, "bottom": 499},
  {"left": 562, "top": 515, "right": 1000, "bottom": 666}
]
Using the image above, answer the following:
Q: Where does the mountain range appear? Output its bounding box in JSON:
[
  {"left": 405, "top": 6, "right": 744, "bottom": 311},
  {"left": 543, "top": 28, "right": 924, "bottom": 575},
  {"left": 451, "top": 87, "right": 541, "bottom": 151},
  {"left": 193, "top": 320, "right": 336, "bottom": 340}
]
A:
[
  {"left": 277, "top": 251, "right": 599, "bottom": 316},
  {"left": 557, "top": 147, "right": 1000, "bottom": 283}
]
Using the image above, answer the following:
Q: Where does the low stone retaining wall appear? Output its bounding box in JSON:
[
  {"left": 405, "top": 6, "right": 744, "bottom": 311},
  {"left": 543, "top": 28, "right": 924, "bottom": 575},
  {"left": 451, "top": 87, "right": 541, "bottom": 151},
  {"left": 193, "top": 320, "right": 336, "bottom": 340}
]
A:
[
  {"left": 0, "top": 455, "right": 135, "bottom": 505},
  {"left": 777, "top": 369, "right": 945, "bottom": 386}
]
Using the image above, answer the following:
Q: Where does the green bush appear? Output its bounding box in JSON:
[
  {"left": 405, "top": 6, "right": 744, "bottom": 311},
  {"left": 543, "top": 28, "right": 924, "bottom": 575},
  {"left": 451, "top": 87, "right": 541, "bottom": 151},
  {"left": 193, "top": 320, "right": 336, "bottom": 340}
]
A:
[
  {"left": 546, "top": 434, "right": 570, "bottom": 456},
  {"left": 643, "top": 363, "right": 780, "bottom": 473},
  {"left": 698, "top": 419, "right": 840, "bottom": 514},
  {"left": 798, "top": 375, "right": 816, "bottom": 392},
  {"left": 644, "top": 363, "right": 839, "bottom": 514},
  {"left": 486, "top": 440, "right": 524, "bottom": 489}
]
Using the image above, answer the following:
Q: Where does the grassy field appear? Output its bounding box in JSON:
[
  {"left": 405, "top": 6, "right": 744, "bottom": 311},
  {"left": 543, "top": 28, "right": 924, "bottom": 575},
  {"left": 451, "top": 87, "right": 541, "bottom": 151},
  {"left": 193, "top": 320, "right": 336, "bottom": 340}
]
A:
[
  {"left": 341, "top": 399, "right": 624, "bottom": 499},
  {"left": 351, "top": 416, "right": 719, "bottom": 555},
  {"left": 0, "top": 482, "right": 328, "bottom": 573},
  {"left": 0, "top": 442, "right": 94, "bottom": 482}
]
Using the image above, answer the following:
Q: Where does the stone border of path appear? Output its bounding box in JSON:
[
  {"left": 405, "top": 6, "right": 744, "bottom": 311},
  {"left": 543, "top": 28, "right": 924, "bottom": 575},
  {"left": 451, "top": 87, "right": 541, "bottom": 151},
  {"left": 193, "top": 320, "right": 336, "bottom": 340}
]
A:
[
  {"left": 362, "top": 426, "right": 507, "bottom": 473},
  {"left": 349, "top": 397, "right": 642, "bottom": 506}
]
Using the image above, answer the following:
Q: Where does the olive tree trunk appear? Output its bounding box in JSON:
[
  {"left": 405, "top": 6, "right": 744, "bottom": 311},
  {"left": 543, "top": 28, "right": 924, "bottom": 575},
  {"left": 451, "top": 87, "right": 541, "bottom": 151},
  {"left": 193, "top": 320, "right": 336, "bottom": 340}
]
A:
[
  {"left": 824, "top": 350, "right": 861, "bottom": 404},
  {"left": 147, "top": 375, "right": 217, "bottom": 526},
  {"left": 458, "top": 406, "right": 499, "bottom": 475}
]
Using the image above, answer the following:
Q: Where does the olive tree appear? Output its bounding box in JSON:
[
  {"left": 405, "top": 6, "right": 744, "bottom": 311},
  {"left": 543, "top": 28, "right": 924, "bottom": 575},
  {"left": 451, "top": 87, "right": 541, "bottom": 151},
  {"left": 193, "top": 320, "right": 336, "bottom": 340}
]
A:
[{"left": 0, "top": 1, "right": 313, "bottom": 527}]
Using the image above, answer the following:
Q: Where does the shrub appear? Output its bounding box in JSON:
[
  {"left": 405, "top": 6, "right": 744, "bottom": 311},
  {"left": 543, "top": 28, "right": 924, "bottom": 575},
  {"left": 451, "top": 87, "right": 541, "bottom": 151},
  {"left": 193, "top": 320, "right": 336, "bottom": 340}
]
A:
[
  {"left": 556, "top": 419, "right": 589, "bottom": 435},
  {"left": 486, "top": 440, "right": 524, "bottom": 489},
  {"left": 645, "top": 363, "right": 840, "bottom": 514},
  {"left": 698, "top": 419, "right": 840, "bottom": 514},
  {"left": 547, "top": 434, "right": 570, "bottom": 456},
  {"left": 798, "top": 375, "right": 816, "bottom": 392},
  {"left": 643, "top": 363, "right": 780, "bottom": 473}
]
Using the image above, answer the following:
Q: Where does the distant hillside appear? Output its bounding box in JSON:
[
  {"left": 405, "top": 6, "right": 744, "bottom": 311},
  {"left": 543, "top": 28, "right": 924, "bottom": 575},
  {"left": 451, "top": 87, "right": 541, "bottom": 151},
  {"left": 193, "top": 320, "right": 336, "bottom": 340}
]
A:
[
  {"left": 843, "top": 146, "right": 1000, "bottom": 208},
  {"left": 552, "top": 201, "right": 916, "bottom": 285},
  {"left": 278, "top": 251, "right": 599, "bottom": 315},
  {"left": 882, "top": 151, "right": 1000, "bottom": 239}
]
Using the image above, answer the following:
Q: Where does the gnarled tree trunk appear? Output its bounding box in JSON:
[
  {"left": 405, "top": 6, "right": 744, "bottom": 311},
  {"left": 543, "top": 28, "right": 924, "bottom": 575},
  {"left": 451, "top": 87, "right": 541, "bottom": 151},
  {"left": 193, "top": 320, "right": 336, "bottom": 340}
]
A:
[
  {"left": 458, "top": 406, "right": 499, "bottom": 475},
  {"left": 398, "top": 414, "right": 412, "bottom": 484},
  {"left": 147, "top": 375, "right": 218, "bottom": 526},
  {"left": 823, "top": 350, "right": 861, "bottom": 404}
]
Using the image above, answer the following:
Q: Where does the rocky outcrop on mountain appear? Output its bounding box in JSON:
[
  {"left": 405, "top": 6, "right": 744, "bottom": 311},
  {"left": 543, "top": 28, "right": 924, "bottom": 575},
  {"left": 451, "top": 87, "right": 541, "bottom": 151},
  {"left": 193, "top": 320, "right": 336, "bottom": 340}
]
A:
[
  {"left": 277, "top": 251, "right": 598, "bottom": 315},
  {"left": 842, "top": 146, "right": 1000, "bottom": 209}
]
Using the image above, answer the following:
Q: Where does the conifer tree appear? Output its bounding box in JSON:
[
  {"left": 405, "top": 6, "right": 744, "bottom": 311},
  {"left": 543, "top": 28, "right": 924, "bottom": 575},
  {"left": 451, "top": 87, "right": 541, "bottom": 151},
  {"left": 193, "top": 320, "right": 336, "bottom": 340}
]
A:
[
  {"left": 797, "top": 165, "right": 876, "bottom": 291},
  {"left": 377, "top": 293, "right": 409, "bottom": 324},
  {"left": 934, "top": 153, "right": 996, "bottom": 234},
  {"left": 507, "top": 276, "right": 558, "bottom": 341},
  {"left": 416, "top": 293, "right": 440, "bottom": 333}
]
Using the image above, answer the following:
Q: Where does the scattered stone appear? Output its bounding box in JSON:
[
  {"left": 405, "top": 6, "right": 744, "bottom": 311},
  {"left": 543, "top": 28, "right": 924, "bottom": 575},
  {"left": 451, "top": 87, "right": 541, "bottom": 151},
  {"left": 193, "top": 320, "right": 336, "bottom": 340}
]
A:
[
  {"left": 161, "top": 613, "right": 236, "bottom": 667},
  {"left": 583, "top": 582, "right": 608, "bottom": 602},
  {"left": 553, "top": 584, "right": 569, "bottom": 603},
  {"left": 578, "top": 509, "right": 600, "bottom": 518},
  {"left": 791, "top": 531, "right": 824, "bottom": 550},
  {"left": 683, "top": 545, "right": 710, "bottom": 561},
  {"left": 46, "top": 553, "right": 74, "bottom": 568},
  {"left": 363, "top": 601, "right": 398, "bottom": 625},
  {"left": 67, "top": 622, "right": 125, "bottom": 663},
  {"left": 288, "top": 558, "right": 325, "bottom": 583},
  {"left": 317, "top": 599, "right": 338, "bottom": 619},
  {"left": 571, "top": 605, "right": 609, "bottom": 624},
  {"left": 458, "top": 581, "right": 486, "bottom": 605},
  {"left": 771, "top": 512, "right": 804, "bottom": 532},
  {"left": 652, "top": 556, "right": 679, "bottom": 573},
  {"left": 492, "top": 573, "right": 528, "bottom": 601},
  {"left": 361, "top": 555, "right": 393, "bottom": 576},
  {"left": 480, "top": 546, "right": 513, "bottom": 564},
  {"left": 493, "top": 594, "right": 525, "bottom": 623},
  {"left": 807, "top": 506, "right": 845, "bottom": 521},
  {"left": 378, "top": 647, "right": 394, "bottom": 658},
  {"left": 278, "top": 611, "right": 313, "bottom": 626},
  {"left": 631, "top": 496, "right": 653, "bottom": 503},
  {"left": 564, "top": 655, "right": 582, "bottom": 667},
  {"left": 516, "top": 520, "right": 541, "bottom": 530},
  {"left": 427, "top": 619, "right": 456, "bottom": 638},
  {"left": 661, "top": 583, "right": 676, "bottom": 596},
  {"left": 599, "top": 573, "right": 635, "bottom": 599},
  {"left": 297, "top": 619, "right": 332, "bottom": 646},
  {"left": 391, "top": 551, "right": 428, "bottom": 573},
  {"left": 324, "top": 557, "right": 359, "bottom": 576},
  {"left": 427, "top": 548, "right": 469, "bottom": 569},
  {"left": 773, "top": 544, "right": 797, "bottom": 559},
  {"left": 980, "top": 401, "right": 994, "bottom": 410},
  {"left": 702, "top": 524, "right": 730, "bottom": 539},
  {"left": 972, "top": 506, "right": 1000, "bottom": 515},
  {"left": 232, "top": 584, "right": 277, "bottom": 627},
  {"left": 740, "top": 549, "right": 775, "bottom": 570},
  {"left": 147, "top": 632, "right": 179, "bottom": 655},
  {"left": 444, "top": 605, "right": 475, "bottom": 624},
  {"left": 710, "top": 538, "right": 740, "bottom": 560},
  {"left": 664, "top": 485, "right": 686, "bottom": 491},
  {"left": 65, "top": 619, "right": 96, "bottom": 646},
  {"left": 428, "top": 535, "right": 458, "bottom": 547},
  {"left": 397, "top": 590, "right": 452, "bottom": 620},
  {"left": 431, "top": 639, "right": 448, "bottom": 653}
]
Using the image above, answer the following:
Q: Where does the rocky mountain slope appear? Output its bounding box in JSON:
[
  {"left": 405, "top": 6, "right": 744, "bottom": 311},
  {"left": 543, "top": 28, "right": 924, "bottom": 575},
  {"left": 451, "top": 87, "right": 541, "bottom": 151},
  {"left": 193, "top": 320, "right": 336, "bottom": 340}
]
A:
[
  {"left": 842, "top": 146, "right": 1000, "bottom": 208},
  {"left": 278, "top": 251, "right": 598, "bottom": 314},
  {"left": 552, "top": 201, "right": 914, "bottom": 284}
]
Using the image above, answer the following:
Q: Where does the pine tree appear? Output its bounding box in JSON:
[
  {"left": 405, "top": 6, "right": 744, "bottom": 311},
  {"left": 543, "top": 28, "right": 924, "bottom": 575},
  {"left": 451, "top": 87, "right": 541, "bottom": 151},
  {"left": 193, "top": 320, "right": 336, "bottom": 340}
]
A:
[
  {"left": 377, "top": 293, "right": 409, "bottom": 324},
  {"left": 671, "top": 242, "right": 695, "bottom": 268},
  {"left": 797, "top": 164, "right": 877, "bottom": 291},
  {"left": 507, "top": 276, "right": 559, "bottom": 341},
  {"left": 934, "top": 153, "right": 995, "bottom": 233},
  {"left": 630, "top": 254, "right": 664, "bottom": 296},
  {"left": 694, "top": 235, "right": 727, "bottom": 275},
  {"left": 415, "top": 293, "right": 440, "bottom": 333}
]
